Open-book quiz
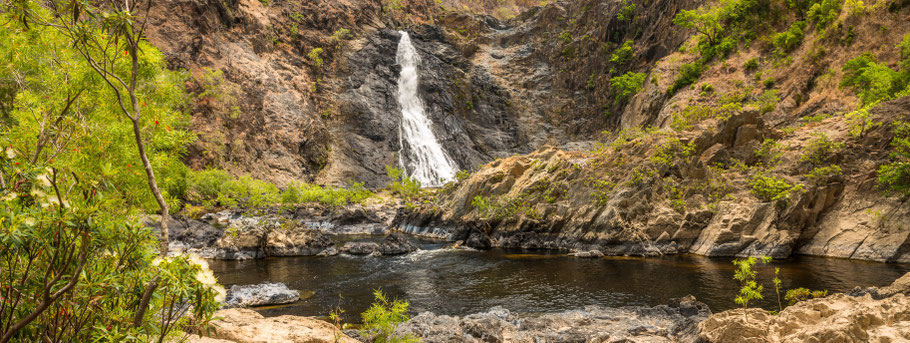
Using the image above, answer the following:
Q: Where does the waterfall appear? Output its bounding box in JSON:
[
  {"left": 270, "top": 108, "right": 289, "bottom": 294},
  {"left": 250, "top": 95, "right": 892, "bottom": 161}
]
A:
[{"left": 395, "top": 31, "right": 458, "bottom": 187}]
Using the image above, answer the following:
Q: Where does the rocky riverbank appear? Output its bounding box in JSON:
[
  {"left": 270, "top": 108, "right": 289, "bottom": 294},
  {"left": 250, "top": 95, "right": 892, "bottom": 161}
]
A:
[
  {"left": 156, "top": 203, "right": 407, "bottom": 260},
  {"left": 398, "top": 97, "right": 910, "bottom": 263},
  {"left": 191, "top": 272, "right": 910, "bottom": 343}
]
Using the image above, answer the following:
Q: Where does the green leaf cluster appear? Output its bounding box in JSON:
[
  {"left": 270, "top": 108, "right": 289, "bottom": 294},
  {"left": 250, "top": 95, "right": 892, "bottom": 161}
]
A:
[{"left": 360, "top": 290, "right": 419, "bottom": 343}]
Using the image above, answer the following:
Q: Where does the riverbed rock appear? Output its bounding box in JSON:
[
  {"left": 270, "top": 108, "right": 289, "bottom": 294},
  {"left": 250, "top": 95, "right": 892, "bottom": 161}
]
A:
[
  {"left": 395, "top": 296, "right": 710, "bottom": 343},
  {"left": 699, "top": 272, "right": 910, "bottom": 343},
  {"left": 342, "top": 242, "right": 380, "bottom": 255},
  {"left": 187, "top": 308, "right": 359, "bottom": 343},
  {"left": 569, "top": 250, "right": 605, "bottom": 258},
  {"left": 223, "top": 282, "right": 300, "bottom": 308},
  {"left": 379, "top": 233, "right": 420, "bottom": 255}
]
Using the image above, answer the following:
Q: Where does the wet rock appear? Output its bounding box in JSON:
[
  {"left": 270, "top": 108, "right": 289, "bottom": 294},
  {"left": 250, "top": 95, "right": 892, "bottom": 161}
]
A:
[
  {"left": 223, "top": 282, "right": 300, "bottom": 308},
  {"left": 187, "top": 308, "right": 359, "bottom": 343},
  {"left": 165, "top": 211, "right": 336, "bottom": 260},
  {"left": 379, "top": 233, "right": 419, "bottom": 255},
  {"left": 395, "top": 296, "right": 710, "bottom": 343},
  {"left": 342, "top": 242, "right": 380, "bottom": 255},
  {"left": 569, "top": 250, "right": 604, "bottom": 258}
]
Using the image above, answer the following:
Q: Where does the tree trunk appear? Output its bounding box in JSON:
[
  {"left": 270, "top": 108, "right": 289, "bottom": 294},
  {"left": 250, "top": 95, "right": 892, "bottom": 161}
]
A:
[{"left": 129, "top": 116, "right": 170, "bottom": 256}]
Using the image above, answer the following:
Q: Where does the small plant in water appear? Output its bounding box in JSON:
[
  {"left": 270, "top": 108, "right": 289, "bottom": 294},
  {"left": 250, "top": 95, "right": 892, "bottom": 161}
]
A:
[
  {"left": 733, "top": 256, "right": 767, "bottom": 309},
  {"left": 329, "top": 294, "right": 345, "bottom": 343}
]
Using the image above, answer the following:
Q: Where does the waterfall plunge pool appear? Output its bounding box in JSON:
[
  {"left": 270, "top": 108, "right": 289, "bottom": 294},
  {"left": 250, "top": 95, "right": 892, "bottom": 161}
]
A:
[{"left": 210, "top": 236, "right": 910, "bottom": 322}]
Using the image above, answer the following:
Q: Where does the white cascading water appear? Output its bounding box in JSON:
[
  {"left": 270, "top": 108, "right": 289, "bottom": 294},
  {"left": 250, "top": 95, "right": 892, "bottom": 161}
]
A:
[{"left": 395, "top": 31, "right": 458, "bottom": 187}]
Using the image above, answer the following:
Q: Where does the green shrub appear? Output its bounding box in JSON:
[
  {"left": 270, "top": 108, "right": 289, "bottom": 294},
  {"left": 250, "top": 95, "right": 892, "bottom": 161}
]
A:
[
  {"left": 617, "top": 0, "right": 636, "bottom": 20},
  {"left": 610, "top": 71, "right": 647, "bottom": 101},
  {"left": 750, "top": 174, "right": 803, "bottom": 205},
  {"left": 805, "top": 165, "right": 843, "bottom": 186},
  {"left": 610, "top": 40, "right": 635, "bottom": 66},
  {"left": 755, "top": 138, "right": 784, "bottom": 165},
  {"left": 772, "top": 21, "right": 807, "bottom": 55},
  {"left": 900, "top": 34, "right": 910, "bottom": 71},
  {"left": 590, "top": 179, "right": 616, "bottom": 206},
  {"left": 308, "top": 48, "right": 324, "bottom": 67},
  {"left": 360, "top": 290, "right": 418, "bottom": 343},
  {"left": 806, "top": 0, "right": 842, "bottom": 31},
  {"left": 841, "top": 52, "right": 908, "bottom": 105},
  {"left": 186, "top": 169, "right": 233, "bottom": 204},
  {"left": 667, "top": 62, "right": 704, "bottom": 95},
  {"left": 785, "top": 288, "right": 828, "bottom": 305},
  {"left": 650, "top": 137, "right": 696, "bottom": 167},
  {"left": 750, "top": 89, "right": 780, "bottom": 114},
  {"left": 743, "top": 58, "right": 759, "bottom": 72},
  {"left": 386, "top": 165, "right": 421, "bottom": 200},
  {"left": 878, "top": 121, "right": 910, "bottom": 196},
  {"left": 801, "top": 132, "right": 843, "bottom": 165},
  {"left": 763, "top": 77, "right": 776, "bottom": 88}
]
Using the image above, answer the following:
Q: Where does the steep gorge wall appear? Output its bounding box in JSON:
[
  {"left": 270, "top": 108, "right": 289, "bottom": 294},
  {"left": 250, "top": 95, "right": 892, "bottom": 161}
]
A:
[{"left": 145, "top": 0, "right": 699, "bottom": 187}]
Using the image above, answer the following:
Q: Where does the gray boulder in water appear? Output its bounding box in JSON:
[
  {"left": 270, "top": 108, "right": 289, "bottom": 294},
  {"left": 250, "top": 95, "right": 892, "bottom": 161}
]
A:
[
  {"left": 223, "top": 282, "right": 300, "bottom": 308},
  {"left": 395, "top": 296, "right": 710, "bottom": 343},
  {"left": 379, "top": 233, "right": 419, "bottom": 255},
  {"left": 342, "top": 242, "right": 380, "bottom": 255}
]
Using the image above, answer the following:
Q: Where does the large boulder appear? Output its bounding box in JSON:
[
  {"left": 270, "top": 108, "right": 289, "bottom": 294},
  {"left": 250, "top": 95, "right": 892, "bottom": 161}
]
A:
[
  {"left": 378, "top": 233, "right": 419, "bottom": 255},
  {"left": 699, "top": 272, "right": 910, "bottom": 343},
  {"left": 396, "top": 296, "right": 710, "bottom": 342},
  {"left": 188, "top": 308, "right": 359, "bottom": 343},
  {"left": 223, "top": 282, "right": 300, "bottom": 308},
  {"left": 342, "top": 242, "right": 380, "bottom": 255}
]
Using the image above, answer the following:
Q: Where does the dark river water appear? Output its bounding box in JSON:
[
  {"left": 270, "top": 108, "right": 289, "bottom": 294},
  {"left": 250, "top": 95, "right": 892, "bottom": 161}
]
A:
[{"left": 209, "top": 236, "right": 910, "bottom": 322}]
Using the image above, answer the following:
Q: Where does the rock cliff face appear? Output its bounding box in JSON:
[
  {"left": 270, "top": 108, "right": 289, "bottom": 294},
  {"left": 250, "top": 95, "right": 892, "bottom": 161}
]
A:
[
  {"left": 398, "top": 97, "right": 910, "bottom": 262},
  {"left": 146, "top": 0, "right": 910, "bottom": 261}
]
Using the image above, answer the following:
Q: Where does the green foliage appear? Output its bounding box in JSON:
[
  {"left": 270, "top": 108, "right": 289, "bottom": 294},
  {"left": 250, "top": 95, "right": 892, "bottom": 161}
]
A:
[
  {"left": 845, "top": 104, "right": 879, "bottom": 138},
  {"left": 750, "top": 89, "right": 780, "bottom": 114},
  {"left": 308, "top": 48, "right": 325, "bottom": 68},
  {"left": 673, "top": 0, "right": 771, "bottom": 61},
  {"left": 386, "top": 165, "right": 421, "bottom": 200},
  {"left": 558, "top": 31, "right": 572, "bottom": 44},
  {"left": 900, "top": 34, "right": 910, "bottom": 71},
  {"left": 0, "top": 7, "right": 194, "bottom": 211},
  {"left": 331, "top": 28, "right": 351, "bottom": 42},
  {"left": 610, "top": 71, "right": 646, "bottom": 102},
  {"left": 750, "top": 174, "right": 803, "bottom": 205},
  {"left": 471, "top": 194, "right": 539, "bottom": 220},
  {"left": 1, "top": 120, "right": 218, "bottom": 342},
  {"left": 785, "top": 288, "right": 828, "bottom": 305},
  {"left": 360, "top": 290, "right": 418, "bottom": 343},
  {"left": 617, "top": 0, "right": 636, "bottom": 20},
  {"left": 743, "top": 57, "right": 760, "bottom": 71},
  {"left": 185, "top": 170, "right": 373, "bottom": 209},
  {"left": 671, "top": 87, "right": 748, "bottom": 130},
  {"left": 877, "top": 121, "right": 910, "bottom": 196},
  {"left": 805, "top": 165, "right": 843, "bottom": 186},
  {"left": 755, "top": 139, "right": 784, "bottom": 165},
  {"left": 841, "top": 53, "right": 909, "bottom": 106},
  {"left": 650, "top": 137, "right": 695, "bottom": 167},
  {"left": 455, "top": 170, "right": 472, "bottom": 182},
  {"left": 610, "top": 40, "right": 635, "bottom": 66},
  {"left": 590, "top": 179, "right": 615, "bottom": 206},
  {"left": 800, "top": 132, "right": 843, "bottom": 166},
  {"left": 733, "top": 257, "right": 764, "bottom": 309},
  {"left": 772, "top": 21, "right": 807, "bottom": 55},
  {"left": 806, "top": 0, "right": 842, "bottom": 31},
  {"left": 667, "top": 62, "right": 704, "bottom": 95}
]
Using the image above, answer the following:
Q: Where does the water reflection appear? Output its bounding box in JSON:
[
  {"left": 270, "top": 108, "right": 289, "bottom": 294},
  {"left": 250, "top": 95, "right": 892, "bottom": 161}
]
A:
[{"left": 209, "top": 242, "right": 910, "bottom": 322}]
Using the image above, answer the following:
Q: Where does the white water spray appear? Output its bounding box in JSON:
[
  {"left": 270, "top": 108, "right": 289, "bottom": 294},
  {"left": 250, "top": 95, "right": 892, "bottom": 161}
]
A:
[{"left": 395, "top": 31, "right": 458, "bottom": 187}]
